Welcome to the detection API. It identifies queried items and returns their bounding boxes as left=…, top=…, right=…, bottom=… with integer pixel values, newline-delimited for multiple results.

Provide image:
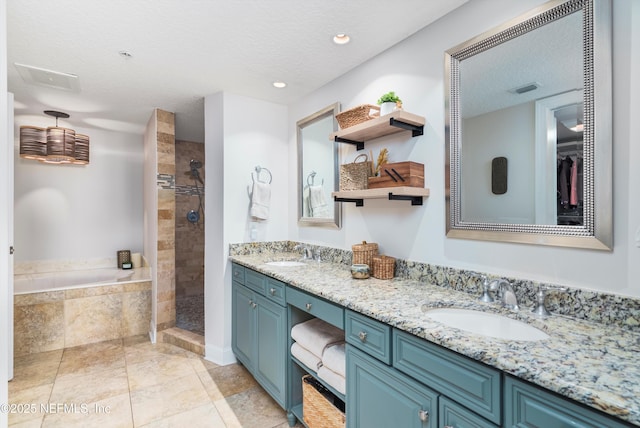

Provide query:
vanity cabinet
left=231, top=264, right=287, bottom=408
left=347, top=346, right=437, bottom=428
left=231, top=263, right=633, bottom=428
left=504, top=375, right=630, bottom=428
left=346, top=310, right=500, bottom=428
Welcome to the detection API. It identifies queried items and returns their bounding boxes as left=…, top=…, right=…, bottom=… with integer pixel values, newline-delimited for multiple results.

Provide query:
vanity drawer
left=231, top=263, right=245, bottom=284
left=286, top=286, right=344, bottom=329
left=393, top=330, right=501, bottom=425
left=244, top=268, right=266, bottom=294
left=345, top=310, right=392, bottom=364
left=265, top=277, right=286, bottom=306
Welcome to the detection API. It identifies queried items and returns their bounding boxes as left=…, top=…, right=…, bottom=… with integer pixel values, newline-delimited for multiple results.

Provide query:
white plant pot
left=379, top=102, right=396, bottom=116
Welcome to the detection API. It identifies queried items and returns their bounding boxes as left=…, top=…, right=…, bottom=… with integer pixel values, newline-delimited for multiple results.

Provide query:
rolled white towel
left=317, top=366, right=346, bottom=395
left=291, top=318, right=345, bottom=359
left=291, top=342, right=322, bottom=372
left=322, top=342, right=345, bottom=378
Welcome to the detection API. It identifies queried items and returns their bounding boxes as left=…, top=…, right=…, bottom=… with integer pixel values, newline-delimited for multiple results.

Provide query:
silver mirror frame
left=297, top=102, right=342, bottom=228
left=445, top=0, right=612, bottom=250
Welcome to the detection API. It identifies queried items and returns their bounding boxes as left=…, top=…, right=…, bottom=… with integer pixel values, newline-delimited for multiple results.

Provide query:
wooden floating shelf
left=330, top=111, right=426, bottom=150
left=332, top=186, right=430, bottom=206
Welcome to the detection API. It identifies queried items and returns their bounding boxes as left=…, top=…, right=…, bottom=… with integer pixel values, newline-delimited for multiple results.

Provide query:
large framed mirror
left=445, top=0, right=612, bottom=250
left=297, top=102, right=342, bottom=228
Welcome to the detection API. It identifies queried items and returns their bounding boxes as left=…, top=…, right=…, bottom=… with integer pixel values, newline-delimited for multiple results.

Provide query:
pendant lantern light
left=19, top=110, right=90, bottom=165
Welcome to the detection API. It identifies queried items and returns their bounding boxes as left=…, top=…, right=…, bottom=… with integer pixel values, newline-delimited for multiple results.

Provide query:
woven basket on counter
left=352, top=241, right=378, bottom=268
left=302, top=375, right=345, bottom=428
left=372, top=255, right=395, bottom=280
left=335, top=104, right=380, bottom=129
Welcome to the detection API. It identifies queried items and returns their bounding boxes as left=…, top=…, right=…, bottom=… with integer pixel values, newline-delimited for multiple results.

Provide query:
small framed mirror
left=297, top=102, right=342, bottom=228
left=445, top=0, right=612, bottom=250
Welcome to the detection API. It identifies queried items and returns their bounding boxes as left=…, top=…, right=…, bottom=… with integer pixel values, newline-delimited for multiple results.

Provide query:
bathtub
left=13, top=266, right=152, bottom=356
left=14, top=267, right=137, bottom=294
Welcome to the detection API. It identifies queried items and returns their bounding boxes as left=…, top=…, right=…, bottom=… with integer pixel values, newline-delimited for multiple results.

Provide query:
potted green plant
left=377, top=91, right=402, bottom=115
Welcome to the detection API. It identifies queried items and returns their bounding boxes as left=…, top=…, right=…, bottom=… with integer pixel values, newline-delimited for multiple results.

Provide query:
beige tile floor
left=8, top=336, right=302, bottom=427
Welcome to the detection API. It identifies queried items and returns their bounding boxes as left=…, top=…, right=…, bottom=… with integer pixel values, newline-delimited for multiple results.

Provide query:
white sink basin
left=424, top=308, right=549, bottom=341
left=265, top=260, right=306, bottom=267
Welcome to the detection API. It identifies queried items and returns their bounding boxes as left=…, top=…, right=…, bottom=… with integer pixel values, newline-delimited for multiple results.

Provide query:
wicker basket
left=352, top=241, right=378, bottom=268
left=339, top=154, right=373, bottom=191
left=372, top=255, right=395, bottom=280
left=303, top=375, right=345, bottom=428
left=335, top=104, right=380, bottom=129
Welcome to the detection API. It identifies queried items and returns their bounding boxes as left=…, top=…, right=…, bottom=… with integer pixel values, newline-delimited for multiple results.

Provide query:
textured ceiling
left=7, top=0, right=467, bottom=142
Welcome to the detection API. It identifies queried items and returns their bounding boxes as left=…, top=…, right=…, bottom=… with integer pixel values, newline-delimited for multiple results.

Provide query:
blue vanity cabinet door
left=393, top=330, right=501, bottom=425
left=347, top=346, right=438, bottom=428
left=232, top=280, right=255, bottom=370
left=504, top=376, right=630, bottom=428
left=254, top=293, right=287, bottom=407
left=439, top=396, right=498, bottom=428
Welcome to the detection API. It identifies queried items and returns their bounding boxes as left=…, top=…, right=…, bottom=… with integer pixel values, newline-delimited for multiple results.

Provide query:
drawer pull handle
left=249, top=300, right=257, bottom=308
left=418, top=409, right=429, bottom=422
left=305, top=303, right=312, bottom=311
left=358, top=331, right=367, bottom=342
left=269, top=288, right=276, bottom=295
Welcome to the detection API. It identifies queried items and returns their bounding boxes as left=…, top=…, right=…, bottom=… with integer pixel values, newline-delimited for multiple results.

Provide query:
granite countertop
left=230, top=252, right=640, bottom=425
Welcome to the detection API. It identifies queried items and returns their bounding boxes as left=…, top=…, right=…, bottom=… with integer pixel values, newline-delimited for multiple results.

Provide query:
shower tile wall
left=156, top=109, right=176, bottom=332
left=175, top=141, right=205, bottom=299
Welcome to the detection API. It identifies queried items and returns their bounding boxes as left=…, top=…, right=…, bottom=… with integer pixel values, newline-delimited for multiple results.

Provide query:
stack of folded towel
left=318, top=342, right=346, bottom=395
left=290, top=318, right=346, bottom=395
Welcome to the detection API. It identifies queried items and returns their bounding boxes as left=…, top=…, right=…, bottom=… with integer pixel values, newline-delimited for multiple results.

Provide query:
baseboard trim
left=204, top=344, right=237, bottom=366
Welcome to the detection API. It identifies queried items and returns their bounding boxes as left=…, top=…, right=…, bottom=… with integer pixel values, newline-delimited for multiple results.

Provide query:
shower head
left=190, top=159, right=202, bottom=169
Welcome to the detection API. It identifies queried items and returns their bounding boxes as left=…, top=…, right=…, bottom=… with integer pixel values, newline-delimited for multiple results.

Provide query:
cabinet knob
left=358, top=331, right=367, bottom=342
left=251, top=302, right=257, bottom=308
left=269, top=288, right=276, bottom=295
left=418, top=409, right=429, bottom=422
left=305, top=303, right=312, bottom=311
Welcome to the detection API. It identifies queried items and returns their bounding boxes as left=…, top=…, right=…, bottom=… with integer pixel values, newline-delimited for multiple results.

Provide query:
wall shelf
left=330, top=111, right=425, bottom=150
left=332, top=186, right=430, bottom=206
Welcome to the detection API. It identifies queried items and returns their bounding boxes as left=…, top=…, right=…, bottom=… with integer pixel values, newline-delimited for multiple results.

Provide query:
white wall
left=204, top=92, right=288, bottom=364
left=13, top=121, right=144, bottom=263
left=462, top=102, right=535, bottom=223
left=1, top=0, right=10, bottom=422
left=289, top=0, right=640, bottom=298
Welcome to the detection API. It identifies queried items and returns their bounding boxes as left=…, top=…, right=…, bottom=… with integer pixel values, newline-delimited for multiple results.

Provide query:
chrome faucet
left=293, top=244, right=315, bottom=261
left=471, top=273, right=494, bottom=303
left=489, top=279, right=519, bottom=311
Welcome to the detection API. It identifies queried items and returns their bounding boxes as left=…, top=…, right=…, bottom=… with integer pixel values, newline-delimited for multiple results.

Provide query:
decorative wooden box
left=368, top=161, right=424, bottom=189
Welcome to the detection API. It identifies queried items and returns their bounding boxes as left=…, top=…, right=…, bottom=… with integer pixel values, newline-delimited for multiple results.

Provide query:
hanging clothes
left=570, top=156, right=578, bottom=206
left=558, top=156, right=573, bottom=209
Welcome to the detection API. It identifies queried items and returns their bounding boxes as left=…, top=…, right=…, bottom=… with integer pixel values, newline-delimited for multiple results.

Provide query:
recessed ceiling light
left=333, top=34, right=350, bottom=45
left=273, top=81, right=287, bottom=89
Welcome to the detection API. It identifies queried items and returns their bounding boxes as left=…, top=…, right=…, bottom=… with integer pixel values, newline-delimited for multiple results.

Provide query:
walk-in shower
left=175, top=148, right=206, bottom=337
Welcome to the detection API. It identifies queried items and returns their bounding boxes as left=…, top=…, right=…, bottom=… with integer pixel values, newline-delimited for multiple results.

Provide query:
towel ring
left=254, top=166, right=272, bottom=184
left=307, top=171, right=316, bottom=186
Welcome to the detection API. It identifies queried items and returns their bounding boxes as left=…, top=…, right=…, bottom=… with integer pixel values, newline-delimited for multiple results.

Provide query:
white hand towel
left=322, top=342, right=345, bottom=377
left=291, top=342, right=322, bottom=372
left=309, top=185, right=329, bottom=218
left=291, top=318, right=344, bottom=359
left=250, top=181, right=271, bottom=220
left=317, top=366, right=346, bottom=395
